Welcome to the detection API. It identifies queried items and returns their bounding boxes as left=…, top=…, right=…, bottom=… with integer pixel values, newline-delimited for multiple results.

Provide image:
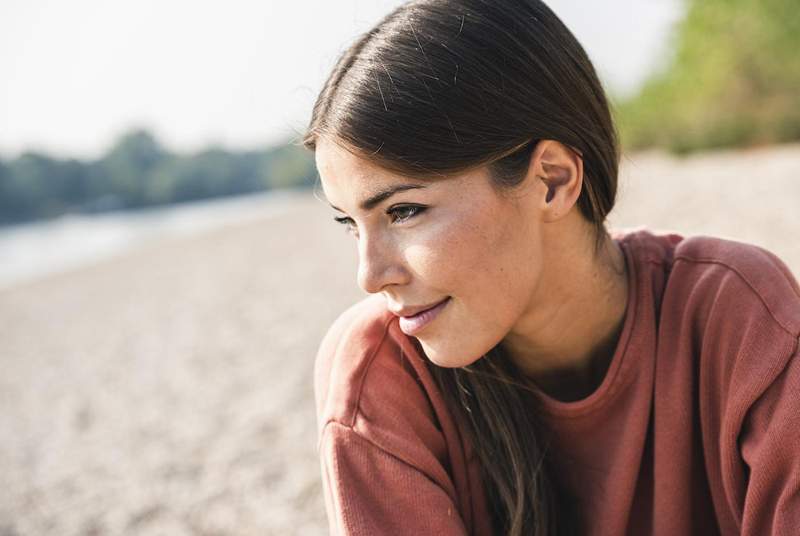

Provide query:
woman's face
left=316, top=139, right=548, bottom=367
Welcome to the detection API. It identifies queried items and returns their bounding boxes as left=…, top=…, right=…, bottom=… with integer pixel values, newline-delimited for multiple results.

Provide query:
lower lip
left=398, top=298, right=451, bottom=336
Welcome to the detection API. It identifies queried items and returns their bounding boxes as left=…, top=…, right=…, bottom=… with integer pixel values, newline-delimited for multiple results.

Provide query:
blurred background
left=0, top=0, right=798, bottom=534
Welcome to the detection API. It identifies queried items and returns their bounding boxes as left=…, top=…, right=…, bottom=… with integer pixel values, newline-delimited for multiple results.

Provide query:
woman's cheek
left=402, top=218, right=464, bottom=275
left=402, top=240, right=451, bottom=284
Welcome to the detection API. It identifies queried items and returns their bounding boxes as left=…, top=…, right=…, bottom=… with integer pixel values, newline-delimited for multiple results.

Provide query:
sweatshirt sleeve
left=739, top=344, right=800, bottom=535
left=320, top=420, right=468, bottom=535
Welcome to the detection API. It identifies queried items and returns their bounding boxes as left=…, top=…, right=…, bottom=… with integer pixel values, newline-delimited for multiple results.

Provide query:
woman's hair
left=305, top=1, right=619, bottom=534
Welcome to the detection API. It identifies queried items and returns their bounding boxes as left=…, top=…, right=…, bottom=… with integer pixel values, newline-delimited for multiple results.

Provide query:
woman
left=306, top=1, right=800, bottom=534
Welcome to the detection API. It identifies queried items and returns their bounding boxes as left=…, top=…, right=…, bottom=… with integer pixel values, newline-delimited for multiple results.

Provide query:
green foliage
left=0, top=129, right=316, bottom=225
left=616, top=0, right=800, bottom=153
left=100, top=129, right=166, bottom=207
left=262, top=145, right=317, bottom=190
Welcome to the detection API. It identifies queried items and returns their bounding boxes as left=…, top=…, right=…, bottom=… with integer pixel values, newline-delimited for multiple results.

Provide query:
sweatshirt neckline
left=532, top=234, right=641, bottom=418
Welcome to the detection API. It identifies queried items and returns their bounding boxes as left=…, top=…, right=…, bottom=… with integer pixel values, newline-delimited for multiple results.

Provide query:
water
left=0, top=189, right=303, bottom=290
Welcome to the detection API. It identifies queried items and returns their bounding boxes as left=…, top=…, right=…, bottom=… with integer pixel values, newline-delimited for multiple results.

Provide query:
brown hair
left=305, top=1, right=619, bottom=534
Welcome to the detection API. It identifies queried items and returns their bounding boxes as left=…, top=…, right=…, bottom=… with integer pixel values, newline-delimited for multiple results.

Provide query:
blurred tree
left=0, top=158, right=16, bottom=224
left=617, top=0, right=800, bottom=153
left=262, top=144, right=316, bottom=190
left=6, top=153, right=63, bottom=221
left=0, top=129, right=316, bottom=226
left=99, top=129, right=167, bottom=208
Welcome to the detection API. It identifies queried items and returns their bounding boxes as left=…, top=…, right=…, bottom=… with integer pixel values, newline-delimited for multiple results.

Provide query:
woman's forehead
left=316, top=138, right=498, bottom=214
left=315, top=140, right=395, bottom=186
left=317, top=141, right=431, bottom=205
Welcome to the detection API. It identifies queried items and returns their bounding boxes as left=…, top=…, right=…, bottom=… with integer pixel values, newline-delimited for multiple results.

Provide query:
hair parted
left=305, top=1, right=619, bottom=534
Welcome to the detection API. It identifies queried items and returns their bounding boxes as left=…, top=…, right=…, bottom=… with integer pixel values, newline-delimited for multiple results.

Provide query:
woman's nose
left=356, top=232, right=408, bottom=294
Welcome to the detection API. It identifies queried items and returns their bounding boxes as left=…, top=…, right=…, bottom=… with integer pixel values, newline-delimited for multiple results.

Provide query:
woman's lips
left=398, top=297, right=451, bottom=336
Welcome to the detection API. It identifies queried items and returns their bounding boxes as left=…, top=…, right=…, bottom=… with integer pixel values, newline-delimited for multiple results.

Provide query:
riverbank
left=0, top=189, right=304, bottom=290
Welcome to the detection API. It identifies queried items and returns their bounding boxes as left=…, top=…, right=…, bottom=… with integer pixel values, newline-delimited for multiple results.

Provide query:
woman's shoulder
left=623, top=229, right=800, bottom=407
left=671, top=233, right=800, bottom=338
left=618, top=228, right=800, bottom=337
left=674, top=234, right=799, bottom=376
left=314, top=295, right=449, bottom=460
left=314, top=295, right=396, bottom=418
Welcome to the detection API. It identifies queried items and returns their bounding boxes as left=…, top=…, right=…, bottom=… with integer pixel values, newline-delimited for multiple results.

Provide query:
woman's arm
left=739, top=344, right=800, bottom=535
left=314, top=297, right=475, bottom=535
left=320, top=420, right=468, bottom=535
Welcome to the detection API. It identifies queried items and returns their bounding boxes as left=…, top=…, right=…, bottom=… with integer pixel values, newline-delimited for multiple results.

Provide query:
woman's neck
left=501, top=217, right=629, bottom=402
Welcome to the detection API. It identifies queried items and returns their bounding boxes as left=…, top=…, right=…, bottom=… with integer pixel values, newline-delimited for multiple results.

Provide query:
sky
left=0, top=0, right=684, bottom=160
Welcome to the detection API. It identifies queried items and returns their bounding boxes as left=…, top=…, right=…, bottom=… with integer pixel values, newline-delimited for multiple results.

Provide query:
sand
left=1, top=144, right=798, bottom=535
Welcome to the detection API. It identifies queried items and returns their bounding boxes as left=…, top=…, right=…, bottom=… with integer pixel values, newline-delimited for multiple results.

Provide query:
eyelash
left=333, top=205, right=427, bottom=235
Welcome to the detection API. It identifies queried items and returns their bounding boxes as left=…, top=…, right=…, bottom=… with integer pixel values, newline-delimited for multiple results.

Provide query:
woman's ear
left=528, top=140, right=583, bottom=221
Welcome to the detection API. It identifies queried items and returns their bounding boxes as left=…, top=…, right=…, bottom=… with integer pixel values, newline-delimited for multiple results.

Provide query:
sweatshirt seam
left=729, top=335, right=800, bottom=511
left=316, top=311, right=396, bottom=452
left=322, top=419, right=414, bottom=467
left=321, top=432, right=345, bottom=536
left=321, top=419, right=458, bottom=503
left=673, top=255, right=800, bottom=338
left=740, top=335, right=800, bottom=419
left=347, top=313, right=396, bottom=428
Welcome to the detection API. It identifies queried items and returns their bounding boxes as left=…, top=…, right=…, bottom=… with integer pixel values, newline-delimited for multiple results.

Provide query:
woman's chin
left=417, top=338, right=485, bottom=369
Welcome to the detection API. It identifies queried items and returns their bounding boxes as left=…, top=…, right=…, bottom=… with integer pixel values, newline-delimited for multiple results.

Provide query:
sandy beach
left=1, top=144, right=799, bottom=535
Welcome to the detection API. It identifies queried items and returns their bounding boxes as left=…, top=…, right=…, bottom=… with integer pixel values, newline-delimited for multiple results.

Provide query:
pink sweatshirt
left=314, top=229, right=800, bottom=535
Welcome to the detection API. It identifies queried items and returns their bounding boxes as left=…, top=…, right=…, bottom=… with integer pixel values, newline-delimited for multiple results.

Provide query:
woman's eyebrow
left=329, top=184, right=427, bottom=212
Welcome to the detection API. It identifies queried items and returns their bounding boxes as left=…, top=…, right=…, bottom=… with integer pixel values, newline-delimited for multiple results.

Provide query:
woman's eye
left=332, top=205, right=425, bottom=237
left=333, top=216, right=358, bottom=236
left=388, top=205, right=426, bottom=223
